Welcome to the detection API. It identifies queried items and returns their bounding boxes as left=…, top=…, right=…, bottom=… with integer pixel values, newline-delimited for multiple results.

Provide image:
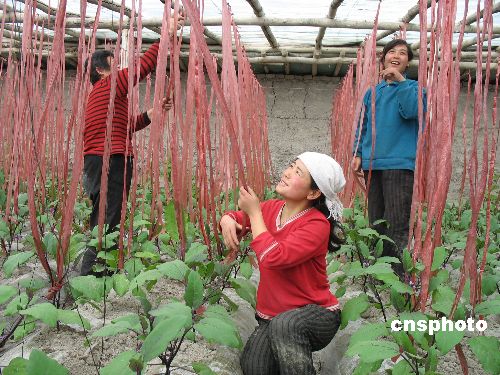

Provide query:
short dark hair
left=84, top=50, right=113, bottom=84
left=380, top=39, right=414, bottom=65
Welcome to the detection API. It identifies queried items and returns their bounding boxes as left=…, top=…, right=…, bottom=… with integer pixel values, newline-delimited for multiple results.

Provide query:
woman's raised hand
left=220, top=215, right=242, bottom=251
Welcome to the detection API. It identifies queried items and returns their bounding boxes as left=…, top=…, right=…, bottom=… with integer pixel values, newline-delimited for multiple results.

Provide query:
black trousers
left=240, top=305, right=341, bottom=375
left=364, top=169, right=414, bottom=277
left=80, top=155, right=133, bottom=276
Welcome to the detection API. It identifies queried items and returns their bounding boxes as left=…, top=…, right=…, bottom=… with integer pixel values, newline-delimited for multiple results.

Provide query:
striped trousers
left=364, top=169, right=414, bottom=277
left=240, top=304, right=341, bottom=375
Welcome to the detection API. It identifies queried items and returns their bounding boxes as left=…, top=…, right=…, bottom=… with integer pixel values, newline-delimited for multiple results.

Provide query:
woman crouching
left=220, top=152, right=346, bottom=375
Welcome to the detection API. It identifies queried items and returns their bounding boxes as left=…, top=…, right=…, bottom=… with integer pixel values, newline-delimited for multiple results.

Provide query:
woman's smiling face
left=382, top=44, right=410, bottom=74
left=276, top=159, right=316, bottom=201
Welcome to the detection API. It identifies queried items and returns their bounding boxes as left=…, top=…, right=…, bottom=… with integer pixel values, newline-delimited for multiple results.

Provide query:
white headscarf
left=297, top=152, right=346, bottom=221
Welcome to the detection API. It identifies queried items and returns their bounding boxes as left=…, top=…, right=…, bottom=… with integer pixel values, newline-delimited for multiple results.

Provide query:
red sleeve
left=115, top=42, right=160, bottom=97
left=132, top=112, right=151, bottom=133
left=251, top=217, right=329, bottom=269
left=221, top=199, right=278, bottom=231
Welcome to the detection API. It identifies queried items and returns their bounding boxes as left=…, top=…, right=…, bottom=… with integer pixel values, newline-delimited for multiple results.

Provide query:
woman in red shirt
left=220, top=152, right=346, bottom=375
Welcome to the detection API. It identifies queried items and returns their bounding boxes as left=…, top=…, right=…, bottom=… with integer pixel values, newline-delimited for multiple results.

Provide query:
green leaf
left=357, top=241, right=370, bottom=258
left=230, top=278, right=257, bottom=308
left=392, top=330, right=416, bottom=355
left=27, top=349, right=69, bottom=375
left=92, top=322, right=133, bottom=337
left=13, top=320, right=36, bottom=341
left=414, top=261, right=425, bottom=272
left=358, top=228, right=379, bottom=237
left=134, top=251, right=160, bottom=260
left=19, top=303, right=58, bottom=327
left=131, top=287, right=152, bottom=315
left=398, top=312, right=429, bottom=348
left=365, top=262, right=395, bottom=275
left=202, top=305, right=235, bottom=327
left=3, top=251, right=35, bottom=277
left=112, top=314, right=144, bottom=332
left=141, top=315, right=187, bottom=362
left=451, top=258, right=463, bottom=269
left=113, top=273, right=130, bottom=297
left=19, top=277, right=47, bottom=291
left=150, top=301, right=192, bottom=328
left=341, top=294, right=370, bottom=329
left=133, top=219, right=151, bottom=229
left=475, top=299, right=500, bottom=316
left=185, top=242, right=208, bottom=265
left=378, top=235, right=395, bottom=244
left=327, top=259, right=342, bottom=274
left=164, top=201, right=179, bottom=242
left=57, top=310, right=91, bottom=330
left=376, top=256, right=401, bottom=264
left=431, top=286, right=456, bottom=315
left=3, top=357, right=28, bottom=375
left=69, top=276, right=112, bottom=302
left=5, top=292, right=29, bottom=316
left=387, top=279, right=414, bottom=294
left=429, top=270, right=449, bottom=292
left=184, top=270, right=204, bottom=309
left=239, top=262, right=253, bottom=279
left=392, top=360, right=413, bottom=375
left=468, top=336, right=500, bottom=375
left=431, top=246, right=447, bottom=271
left=482, top=275, right=499, bottom=296
left=343, top=208, right=354, bottom=219
left=42, top=233, right=58, bottom=257
left=346, top=340, right=400, bottom=362
left=425, top=345, right=438, bottom=372
left=352, top=360, right=383, bottom=375
left=0, top=285, right=18, bottom=304
left=192, top=362, right=217, bottom=375
left=335, top=286, right=346, bottom=298
left=158, top=232, right=171, bottom=245
left=402, top=248, right=413, bottom=272
left=374, top=239, right=384, bottom=257
left=194, top=317, right=242, bottom=349
left=390, top=288, right=407, bottom=312
left=435, top=327, right=465, bottom=354
left=124, top=258, right=145, bottom=280
left=101, top=350, right=138, bottom=375
left=157, top=260, right=189, bottom=281
left=349, top=323, right=388, bottom=347
left=221, top=293, right=239, bottom=313
left=129, top=270, right=162, bottom=291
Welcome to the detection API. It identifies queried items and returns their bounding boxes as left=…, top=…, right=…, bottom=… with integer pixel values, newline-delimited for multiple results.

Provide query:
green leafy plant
left=329, top=193, right=499, bottom=375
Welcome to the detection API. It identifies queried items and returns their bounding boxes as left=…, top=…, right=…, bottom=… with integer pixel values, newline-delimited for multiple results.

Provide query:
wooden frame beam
left=6, top=16, right=499, bottom=34
left=246, top=0, right=279, bottom=49
left=376, top=0, right=431, bottom=41
left=412, top=1, right=500, bottom=50
left=313, top=0, right=343, bottom=76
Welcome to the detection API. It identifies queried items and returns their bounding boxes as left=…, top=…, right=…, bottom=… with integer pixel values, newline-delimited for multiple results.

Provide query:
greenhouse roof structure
left=1, top=0, right=499, bottom=76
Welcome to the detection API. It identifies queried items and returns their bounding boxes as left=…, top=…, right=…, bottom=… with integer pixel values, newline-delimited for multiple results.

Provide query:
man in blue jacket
left=352, top=39, right=426, bottom=278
